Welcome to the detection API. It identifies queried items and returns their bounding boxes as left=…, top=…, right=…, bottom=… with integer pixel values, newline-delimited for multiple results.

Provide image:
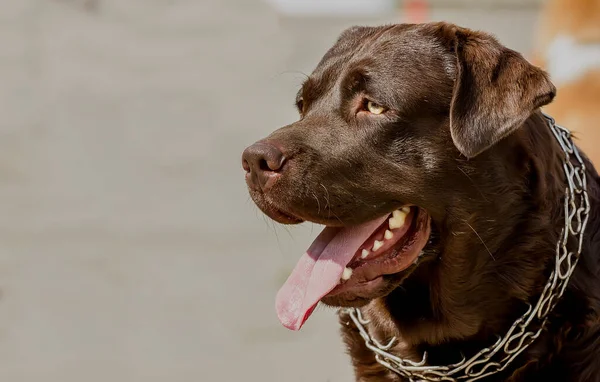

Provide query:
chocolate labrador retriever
left=242, top=22, right=600, bottom=381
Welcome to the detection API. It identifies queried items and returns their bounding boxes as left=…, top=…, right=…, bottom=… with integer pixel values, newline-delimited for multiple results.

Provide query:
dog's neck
left=387, top=114, right=563, bottom=341
left=342, top=113, right=577, bottom=380
left=546, top=35, right=600, bottom=86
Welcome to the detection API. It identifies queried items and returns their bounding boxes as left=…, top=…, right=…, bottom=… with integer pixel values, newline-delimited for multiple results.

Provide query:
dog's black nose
left=242, top=141, right=286, bottom=192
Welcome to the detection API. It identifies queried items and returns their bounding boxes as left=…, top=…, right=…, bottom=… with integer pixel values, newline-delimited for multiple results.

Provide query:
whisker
left=271, top=70, right=310, bottom=81
left=330, top=210, right=344, bottom=225
left=269, top=219, right=285, bottom=255
left=312, top=191, right=321, bottom=215
left=319, top=183, right=333, bottom=219
left=457, top=165, right=489, bottom=202
left=280, top=224, right=294, bottom=240
left=261, top=214, right=272, bottom=231
left=465, top=221, right=496, bottom=261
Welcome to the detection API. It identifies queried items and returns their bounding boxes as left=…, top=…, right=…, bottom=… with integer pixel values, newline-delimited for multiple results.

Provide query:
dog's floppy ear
left=437, top=24, right=556, bottom=158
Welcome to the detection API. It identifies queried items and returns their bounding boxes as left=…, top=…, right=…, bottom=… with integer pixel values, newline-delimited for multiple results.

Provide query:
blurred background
left=0, top=0, right=549, bottom=381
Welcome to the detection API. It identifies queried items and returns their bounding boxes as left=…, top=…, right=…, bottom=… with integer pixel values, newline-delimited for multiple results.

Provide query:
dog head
left=242, top=22, right=557, bottom=334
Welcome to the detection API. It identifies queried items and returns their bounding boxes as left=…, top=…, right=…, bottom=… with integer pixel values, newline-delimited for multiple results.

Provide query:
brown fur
left=243, top=22, right=600, bottom=381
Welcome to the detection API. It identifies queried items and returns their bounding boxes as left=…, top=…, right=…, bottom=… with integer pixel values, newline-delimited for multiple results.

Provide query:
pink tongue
left=275, top=216, right=388, bottom=330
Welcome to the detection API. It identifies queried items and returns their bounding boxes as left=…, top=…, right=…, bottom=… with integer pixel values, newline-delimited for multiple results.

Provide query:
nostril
left=242, top=159, right=251, bottom=173
left=259, top=158, right=272, bottom=172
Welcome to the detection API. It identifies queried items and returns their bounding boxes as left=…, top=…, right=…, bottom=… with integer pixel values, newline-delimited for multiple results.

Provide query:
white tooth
left=372, top=240, right=384, bottom=251
left=384, top=230, right=393, bottom=240
left=389, top=209, right=407, bottom=230
left=401, top=206, right=411, bottom=213
left=393, top=209, right=408, bottom=220
left=342, top=267, right=353, bottom=280
left=389, top=218, right=402, bottom=229
left=361, top=249, right=370, bottom=259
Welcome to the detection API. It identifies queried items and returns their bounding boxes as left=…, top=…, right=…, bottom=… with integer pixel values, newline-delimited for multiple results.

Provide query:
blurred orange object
left=533, top=0, right=600, bottom=167
left=403, top=0, right=429, bottom=23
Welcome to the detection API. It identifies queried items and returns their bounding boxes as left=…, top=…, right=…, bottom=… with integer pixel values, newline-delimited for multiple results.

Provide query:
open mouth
left=276, top=206, right=431, bottom=331
left=329, top=207, right=430, bottom=295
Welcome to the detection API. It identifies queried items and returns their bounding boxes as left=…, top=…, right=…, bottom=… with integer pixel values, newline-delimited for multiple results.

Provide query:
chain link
left=344, top=113, right=591, bottom=382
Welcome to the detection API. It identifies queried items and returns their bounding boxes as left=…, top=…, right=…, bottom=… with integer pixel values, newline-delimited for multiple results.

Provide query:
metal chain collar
left=344, top=113, right=591, bottom=382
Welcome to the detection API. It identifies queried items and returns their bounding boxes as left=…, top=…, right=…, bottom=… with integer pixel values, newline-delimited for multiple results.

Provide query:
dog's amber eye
left=366, top=100, right=386, bottom=115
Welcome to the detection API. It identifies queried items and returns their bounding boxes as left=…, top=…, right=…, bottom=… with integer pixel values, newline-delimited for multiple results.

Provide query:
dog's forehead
left=301, top=24, right=452, bottom=104
left=311, top=25, right=421, bottom=78
left=322, top=24, right=422, bottom=60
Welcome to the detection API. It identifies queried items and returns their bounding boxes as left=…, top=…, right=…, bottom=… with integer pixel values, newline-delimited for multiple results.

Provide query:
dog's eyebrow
left=341, top=68, right=394, bottom=105
left=300, top=77, right=317, bottom=102
left=341, top=67, right=369, bottom=96
left=299, top=76, right=331, bottom=108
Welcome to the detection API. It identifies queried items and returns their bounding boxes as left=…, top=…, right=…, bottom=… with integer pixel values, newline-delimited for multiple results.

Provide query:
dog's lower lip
left=327, top=277, right=386, bottom=299
left=269, top=207, right=303, bottom=223
left=255, top=196, right=304, bottom=224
